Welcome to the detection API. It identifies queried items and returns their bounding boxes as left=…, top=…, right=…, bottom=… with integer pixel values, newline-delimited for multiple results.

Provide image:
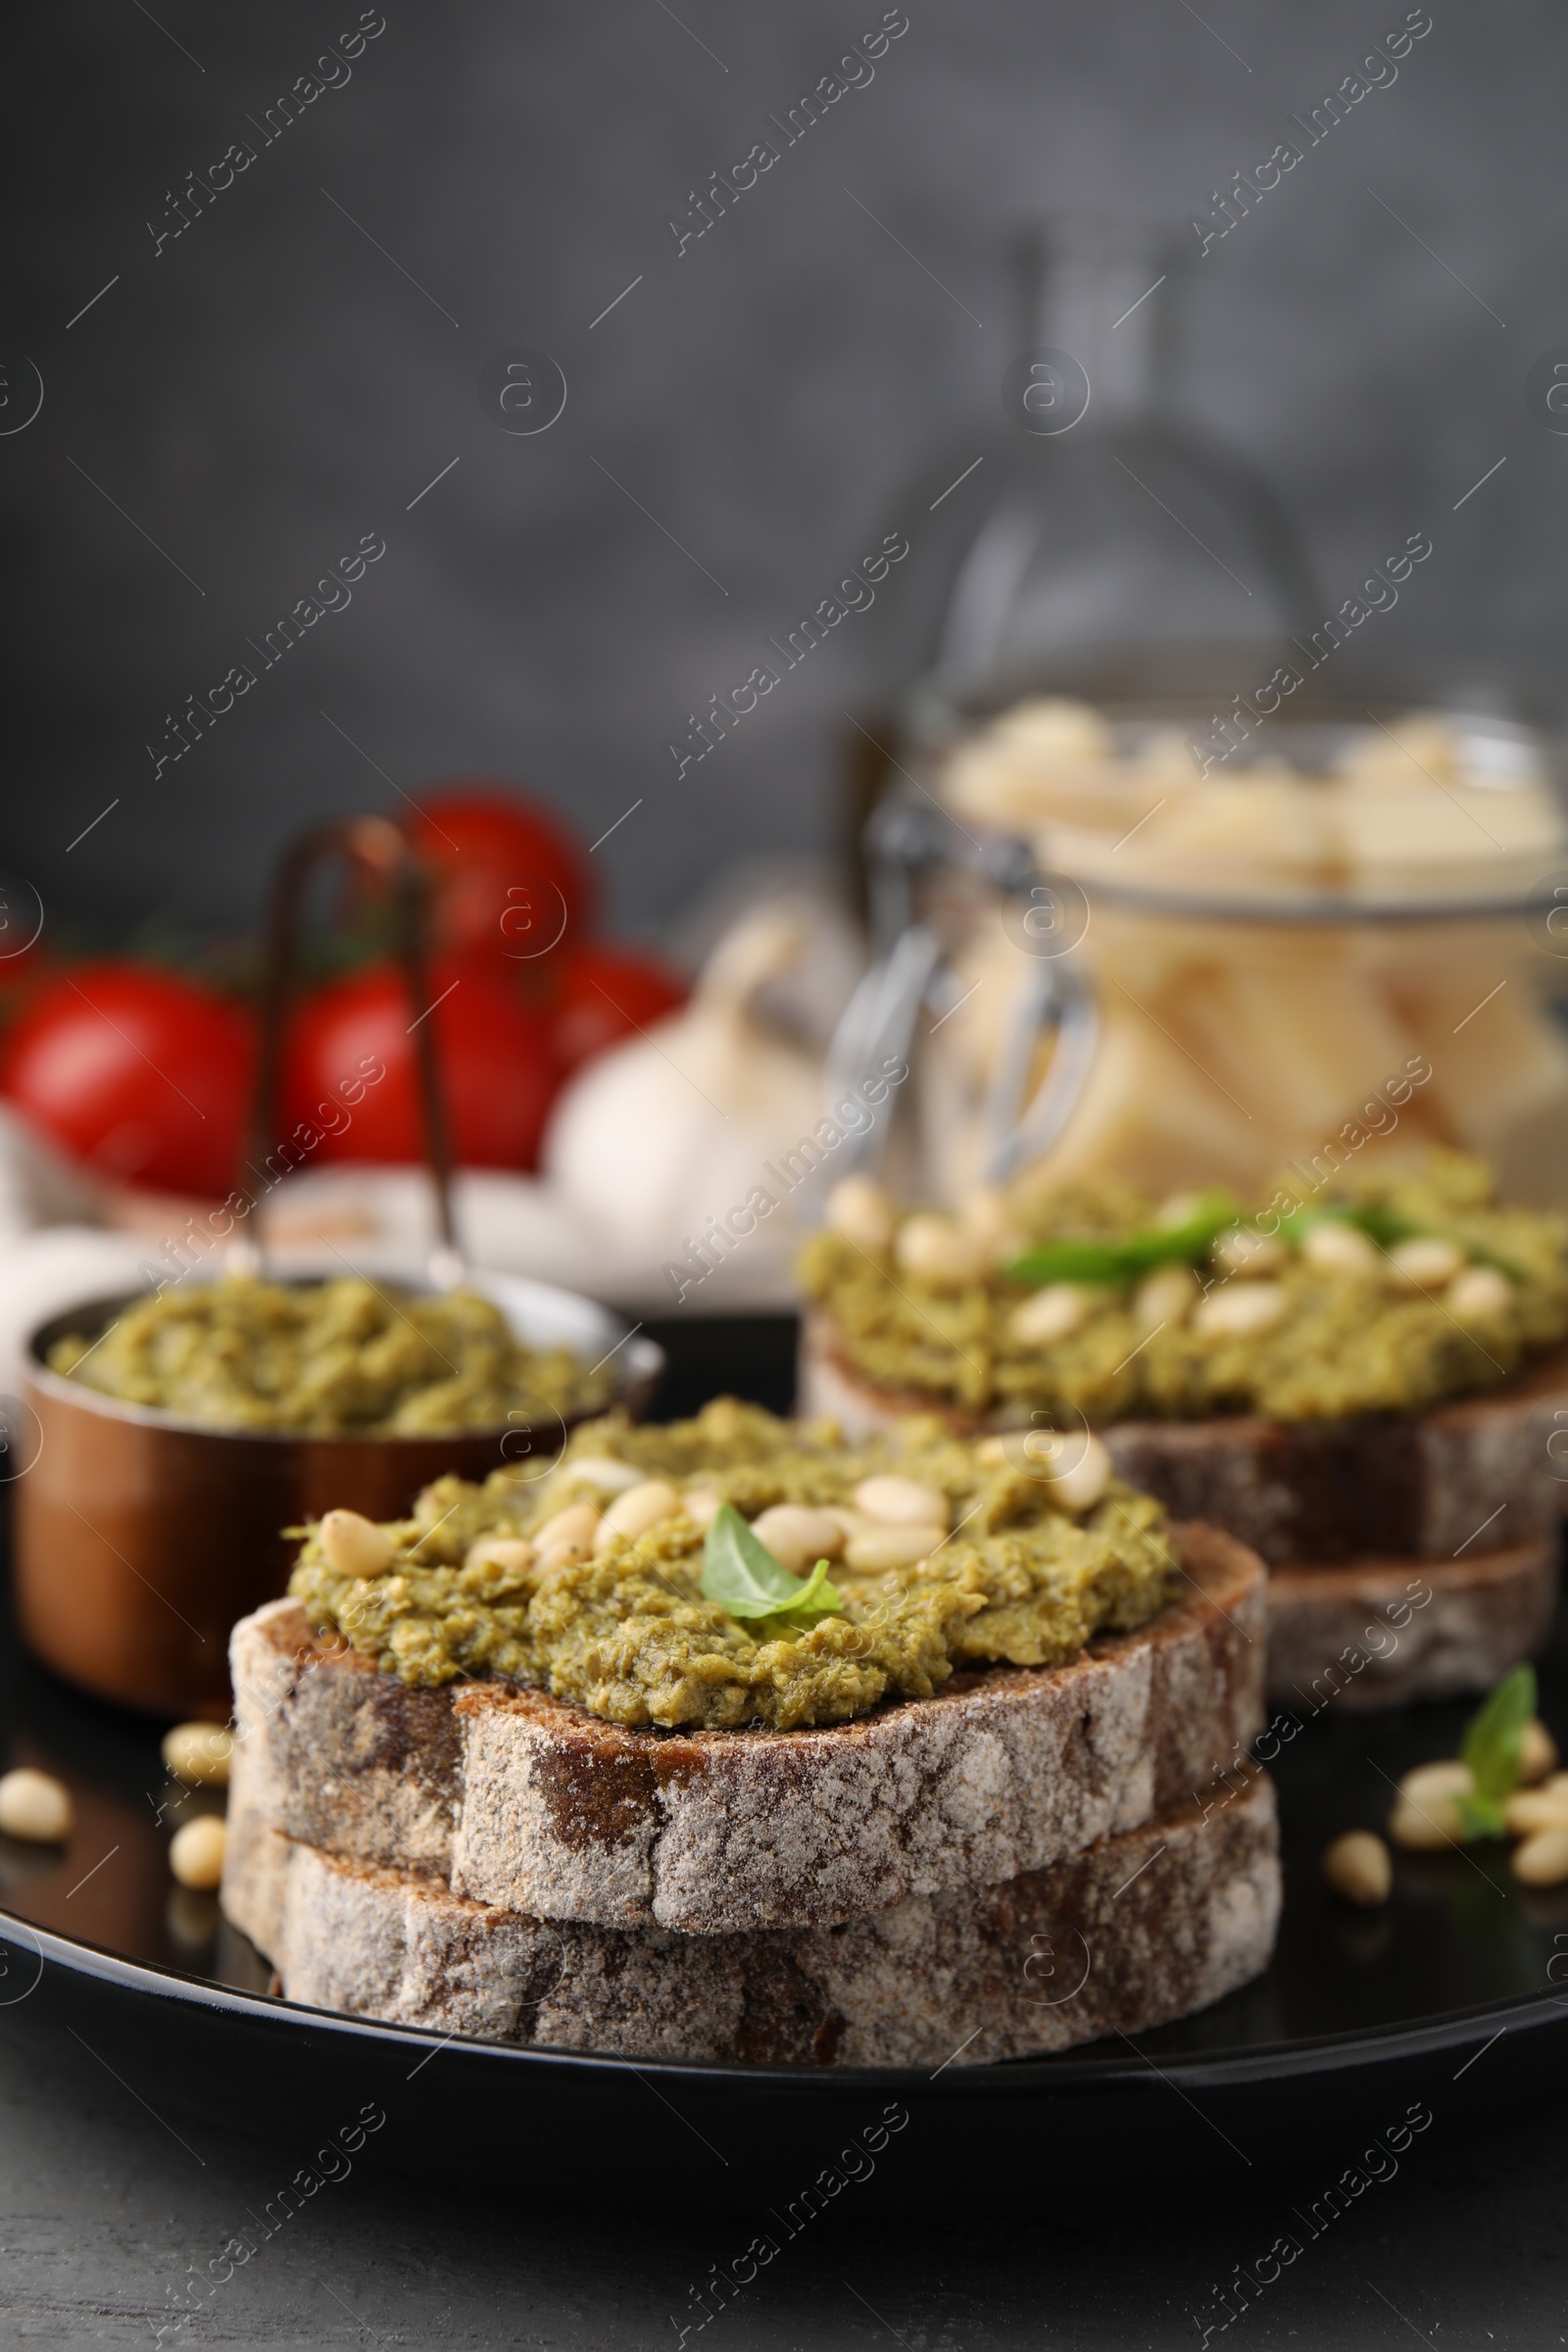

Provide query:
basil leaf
left=1005, top=1190, right=1240, bottom=1289
left=1460, top=1663, right=1536, bottom=1833
left=752, top=1560, right=843, bottom=1642
left=1456, top=1790, right=1509, bottom=1842
left=701, top=1503, right=843, bottom=1628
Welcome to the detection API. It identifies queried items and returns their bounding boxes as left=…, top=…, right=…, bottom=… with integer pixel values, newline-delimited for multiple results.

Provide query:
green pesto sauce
left=49, top=1275, right=612, bottom=1437
left=287, top=1398, right=1179, bottom=1731
left=799, top=1154, right=1568, bottom=1425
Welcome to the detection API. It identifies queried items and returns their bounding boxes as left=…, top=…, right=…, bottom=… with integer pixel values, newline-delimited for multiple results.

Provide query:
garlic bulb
left=542, top=907, right=833, bottom=1280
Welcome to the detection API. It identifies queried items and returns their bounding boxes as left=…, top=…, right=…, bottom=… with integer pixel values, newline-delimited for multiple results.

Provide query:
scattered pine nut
left=161, top=1723, right=233, bottom=1788
left=1512, top=1828, right=1568, bottom=1888
left=1520, top=1719, right=1559, bottom=1785
left=169, top=1815, right=227, bottom=1891
left=1322, top=1831, right=1392, bottom=1906
left=1389, top=1798, right=1461, bottom=1851
left=0, top=1769, right=72, bottom=1843
left=1505, top=1788, right=1568, bottom=1838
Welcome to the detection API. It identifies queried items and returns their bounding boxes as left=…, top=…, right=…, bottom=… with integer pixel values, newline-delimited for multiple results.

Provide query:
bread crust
left=800, top=1308, right=1568, bottom=1564
left=223, top=1772, right=1281, bottom=2070
left=1265, top=1539, right=1559, bottom=1709
left=231, top=1522, right=1265, bottom=1936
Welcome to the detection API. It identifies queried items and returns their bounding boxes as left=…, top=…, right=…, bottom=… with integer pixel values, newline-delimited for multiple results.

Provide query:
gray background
left=2, top=0, right=1562, bottom=951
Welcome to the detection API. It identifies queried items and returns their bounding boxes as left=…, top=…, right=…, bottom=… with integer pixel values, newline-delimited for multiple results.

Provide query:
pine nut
left=169, top=1815, right=227, bottom=1891
left=681, top=1489, right=723, bottom=1530
left=1389, top=1761, right=1473, bottom=1847
left=563, top=1455, right=644, bottom=1495
left=853, top=1476, right=951, bottom=1532
left=1398, top=1759, right=1473, bottom=1810
left=1039, top=1432, right=1111, bottom=1513
left=1391, top=1762, right=1474, bottom=1848
left=822, top=1506, right=878, bottom=1541
left=1387, top=1236, right=1464, bottom=1290
left=1520, top=1719, right=1559, bottom=1785
left=1194, top=1283, right=1287, bottom=1339
left=1447, top=1266, right=1513, bottom=1322
left=1505, top=1788, right=1568, bottom=1837
left=825, top=1175, right=896, bottom=1253
left=534, top=1537, right=595, bottom=1577
left=845, top=1524, right=944, bottom=1573
left=957, top=1191, right=1027, bottom=1269
left=532, top=1502, right=600, bottom=1555
left=1303, top=1221, right=1381, bottom=1275
left=1154, top=1192, right=1204, bottom=1228
left=463, top=1538, right=535, bottom=1577
left=0, top=1768, right=72, bottom=1842
left=1132, top=1265, right=1199, bottom=1331
left=1322, top=1830, right=1392, bottom=1906
left=1389, top=1798, right=1460, bottom=1851
left=894, top=1214, right=986, bottom=1289
left=318, top=1509, right=397, bottom=1578
left=1512, top=1828, right=1568, bottom=1887
left=1212, top=1228, right=1284, bottom=1279
left=162, top=1723, right=234, bottom=1788
left=979, top=1426, right=1110, bottom=1508
left=750, top=1506, right=846, bottom=1574
left=594, top=1479, right=682, bottom=1551
left=1009, top=1284, right=1091, bottom=1347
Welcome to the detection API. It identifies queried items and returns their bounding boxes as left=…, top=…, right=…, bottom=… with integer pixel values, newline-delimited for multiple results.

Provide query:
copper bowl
left=16, top=1269, right=663, bottom=1720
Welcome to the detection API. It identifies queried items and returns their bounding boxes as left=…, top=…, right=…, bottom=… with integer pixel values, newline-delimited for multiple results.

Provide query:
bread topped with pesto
left=286, top=1397, right=1179, bottom=1733
left=228, top=1400, right=1268, bottom=1936
left=797, top=1154, right=1568, bottom=1706
left=801, top=1152, right=1568, bottom=1432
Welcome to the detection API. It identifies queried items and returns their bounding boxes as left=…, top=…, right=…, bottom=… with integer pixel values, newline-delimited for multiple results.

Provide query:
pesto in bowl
left=48, top=1274, right=612, bottom=1438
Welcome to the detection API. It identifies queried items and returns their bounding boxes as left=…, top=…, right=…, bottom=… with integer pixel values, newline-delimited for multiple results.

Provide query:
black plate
left=3, top=1317, right=1567, bottom=2208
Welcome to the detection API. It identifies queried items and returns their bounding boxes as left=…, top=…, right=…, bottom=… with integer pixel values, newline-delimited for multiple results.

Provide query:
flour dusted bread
left=801, top=1311, right=1566, bottom=1706
left=223, top=1771, right=1281, bottom=2070
left=230, top=1521, right=1264, bottom=1936
left=1265, top=1540, right=1558, bottom=1710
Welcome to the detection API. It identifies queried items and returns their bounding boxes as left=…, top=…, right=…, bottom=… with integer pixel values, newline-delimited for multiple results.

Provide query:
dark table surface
left=1, top=2016, right=1565, bottom=2349
left=3, top=1317, right=1566, bottom=2350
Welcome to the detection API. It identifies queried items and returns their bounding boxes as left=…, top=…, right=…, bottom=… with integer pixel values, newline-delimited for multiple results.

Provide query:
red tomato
left=0, top=959, right=255, bottom=1197
left=404, top=786, right=593, bottom=970
left=547, top=944, right=687, bottom=1073
left=283, top=956, right=560, bottom=1170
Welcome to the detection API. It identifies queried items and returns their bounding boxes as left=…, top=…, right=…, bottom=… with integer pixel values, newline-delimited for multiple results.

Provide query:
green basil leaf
left=752, top=1560, right=843, bottom=1642
left=1456, top=1790, right=1509, bottom=1842
left=1461, top=1663, right=1537, bottom=1815
left=1005, top=1190, right=1240, bottom=1289
left=701, top=1504, right=843, bottom=1627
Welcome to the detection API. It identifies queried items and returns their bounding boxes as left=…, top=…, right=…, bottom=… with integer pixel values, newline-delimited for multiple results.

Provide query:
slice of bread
left=800, top=1309, right=1568, bottom=1564
left=222, top=1770, right=1280, bottom=2070
left=1265, top=1538, right=1559, bottom=1710
left=800, top=1311, right=1564, bottom=1709
left=231, top=1522, right=1265, bottom=1936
